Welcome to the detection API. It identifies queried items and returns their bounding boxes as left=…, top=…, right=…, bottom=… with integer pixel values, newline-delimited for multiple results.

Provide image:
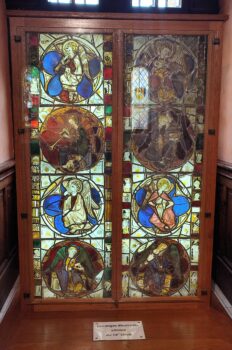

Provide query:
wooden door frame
left=8, top=11, right=226, bottom=311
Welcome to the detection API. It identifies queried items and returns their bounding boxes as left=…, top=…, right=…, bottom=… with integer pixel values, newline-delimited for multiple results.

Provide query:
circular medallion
left=130, top=239, right=190, bottom=296
left=42, top=240, right=104, bottom=298
left=132, top=175, right=191, bottom=236
left=131, top=108, right=195, bottom=172
left=39, top=107, right=104, bottom=173
left=135, top=37, right=197, bottom=104
left=40, top=36, right=103, bottom=103
left=42, top=175, right=104, bottom=237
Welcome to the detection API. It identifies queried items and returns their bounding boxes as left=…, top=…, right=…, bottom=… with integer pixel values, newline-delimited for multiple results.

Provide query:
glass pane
left=86, top=0, right=99, bottom=4
left=140, top=0, right=153, bottom=7
left=26, top=32, right=113, bottom=299
left=123, top=34, right=207, bottom=298
left=167, top=0, right=182, bottom=8
left=158, top=0, right=166, bottom=7
left=132, top=0, right=140, bottom=6
left=58, top=0, right=72, bottom=3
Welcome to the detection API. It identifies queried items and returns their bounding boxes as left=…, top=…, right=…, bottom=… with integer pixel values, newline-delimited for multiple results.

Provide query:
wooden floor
left=0, top=298, right=232, bottom=350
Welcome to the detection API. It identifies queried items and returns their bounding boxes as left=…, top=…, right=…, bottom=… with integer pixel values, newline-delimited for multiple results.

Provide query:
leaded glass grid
left=26, top=32, right=113, bottom=299
left=122, top=34, right=207, bottom=298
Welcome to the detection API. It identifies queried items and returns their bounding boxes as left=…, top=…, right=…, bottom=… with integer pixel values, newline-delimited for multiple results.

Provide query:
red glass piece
left=104, top=94, right=112, bottom=104
left=104, top=68, right=113, bottom=80
left=31, top=120, right=39, bottom=129
left=31, top=95, right=40, bottom=106
left=122, top=162, right=132, bottom=175
left=105, top=128, right=112, bottom=141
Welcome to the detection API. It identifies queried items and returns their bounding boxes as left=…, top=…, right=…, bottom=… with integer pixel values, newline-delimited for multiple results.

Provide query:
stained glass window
left=122, top=35, right=207, bottom=297
left=26, top=32, right=113, bottom=299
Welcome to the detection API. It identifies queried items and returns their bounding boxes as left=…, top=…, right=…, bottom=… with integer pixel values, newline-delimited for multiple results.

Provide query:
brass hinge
left=212, top=38, right=220, bottom=46
left=14, top=35, right=22, bottom=43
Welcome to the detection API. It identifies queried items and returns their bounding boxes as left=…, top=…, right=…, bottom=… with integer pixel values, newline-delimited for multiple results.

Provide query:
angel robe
left=62, top=193, right=87, bottom=230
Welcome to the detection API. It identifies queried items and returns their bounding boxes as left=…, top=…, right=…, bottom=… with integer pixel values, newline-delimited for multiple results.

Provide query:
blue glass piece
left=91, top=188, right=101, bottom=205
left=87, top=214, right=97, bottom=226
left=172, top=196, right=190, bottom=216
left=88, top=58, right=101, bottom=78
left=40, top=71, right=45, bottom=87
left=47, top=74, right=62, bottom=97
left=138, top=206, right=154, bottom=228
left=169, top=187, right=176, bottom=198
left=77, top=74, right=93, bottom=98
left=44, top=195, right=62, bottom=216
left=42, top=51, right=62, bottom=75
left=60, top=183, right=66, bottom=194
left=54, top=214, right=69, bottom=234
left=135, top=188, right=146, bottom=206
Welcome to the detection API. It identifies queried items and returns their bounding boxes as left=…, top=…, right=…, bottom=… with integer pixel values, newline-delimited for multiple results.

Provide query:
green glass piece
left=31, top=66, right=40, bottom=78
left=30, top=140, right=40, bottom=155
left=33, top=240, right=41, bottom=248
left=103, top=267, right=112, bottom=281
left=105, top=106, right=112, bottom=115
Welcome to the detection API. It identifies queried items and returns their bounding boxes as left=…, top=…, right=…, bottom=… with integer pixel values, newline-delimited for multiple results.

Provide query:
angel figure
left=43, top=177, right=102, bottom=236
left=60, top=179, right=100, bottom=234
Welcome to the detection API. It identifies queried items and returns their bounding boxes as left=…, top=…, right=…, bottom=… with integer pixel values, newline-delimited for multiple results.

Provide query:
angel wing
left=82, top=181, right=100, bottom=219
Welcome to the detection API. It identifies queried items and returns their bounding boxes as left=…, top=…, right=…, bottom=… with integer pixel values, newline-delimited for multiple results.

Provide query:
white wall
left=0, top=0, right=14, bottom=164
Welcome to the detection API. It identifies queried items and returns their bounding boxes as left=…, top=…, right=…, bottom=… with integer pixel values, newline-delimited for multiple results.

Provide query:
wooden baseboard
left=212, top=282, right=232, bottom=319
left=0, top=158, right=18, bottom=310
left=0, top=276, right=19, bottom=323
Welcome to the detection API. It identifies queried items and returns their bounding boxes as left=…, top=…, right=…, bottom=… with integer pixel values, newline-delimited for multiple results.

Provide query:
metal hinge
left=23, top=293, right=30, bottom=299
left=208, top=129, right=216, bottom=136
left=201, top=290, right=208, bottom=296
left=212, top=38, right=220, bottom=46
left=14, top=35, right=22, bottom=43
left=18, top=128, right=25, bottom=135
left=21, top=213, right=28, bottom=219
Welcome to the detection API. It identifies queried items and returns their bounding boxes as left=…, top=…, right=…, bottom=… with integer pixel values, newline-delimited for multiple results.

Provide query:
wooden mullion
left=115, top=29, right=124, bottom=302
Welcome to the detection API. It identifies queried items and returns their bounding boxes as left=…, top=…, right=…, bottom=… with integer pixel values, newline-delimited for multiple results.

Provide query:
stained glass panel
left=122, top=34, right=207, bottom=297
left=26, top=32, right=113, bottom=299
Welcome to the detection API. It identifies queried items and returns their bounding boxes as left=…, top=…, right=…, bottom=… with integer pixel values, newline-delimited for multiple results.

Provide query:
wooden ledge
left=0, top=159, right=15, bottom=176
left=217, top=159, right=232, bottom=171
left=6, top=10, right=228, bottom=22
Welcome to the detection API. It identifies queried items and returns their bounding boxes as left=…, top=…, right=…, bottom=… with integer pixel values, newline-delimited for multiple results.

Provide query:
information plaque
left=93, top=321, right=145, bottom=341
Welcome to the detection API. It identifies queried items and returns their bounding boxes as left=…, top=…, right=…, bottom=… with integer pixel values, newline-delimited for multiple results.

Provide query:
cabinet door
left=10, top=15, right=223, bottom=307
left=121, top=34, right=207, bottom=298
left=24, top=32, right=115, bottom=300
